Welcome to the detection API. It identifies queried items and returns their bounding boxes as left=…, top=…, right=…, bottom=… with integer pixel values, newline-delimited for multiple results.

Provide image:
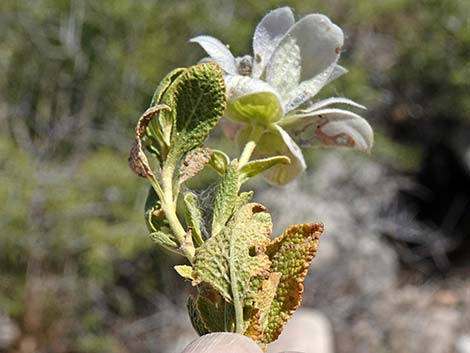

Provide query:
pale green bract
left=191, top=7, right=374, bottom=184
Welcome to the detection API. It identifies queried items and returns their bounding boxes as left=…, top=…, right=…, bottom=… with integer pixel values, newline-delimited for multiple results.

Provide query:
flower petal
left=252, top=7, right=295, bottom=79
left=266, top=14, right=344, bottom=111
left=280, top=108, right=373, bottom=152
left=326, top=64, right=348, bottom=85
left=225, top=75, right=284, bottom=125
left=268, top=13, right=343, bottom=81
left=297, top=97, right=366, bottom=114
left=237, top=125, right=306, bottom=185
left=190, top=36, right=238, bottom=74
left=264, top=34, right=302, bottom=101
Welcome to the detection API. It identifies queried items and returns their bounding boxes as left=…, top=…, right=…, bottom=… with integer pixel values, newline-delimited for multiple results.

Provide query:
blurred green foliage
left=0, top=0, right=469, bottom=351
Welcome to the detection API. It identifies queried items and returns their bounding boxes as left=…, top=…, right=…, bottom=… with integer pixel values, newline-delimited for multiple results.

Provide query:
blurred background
left=1, top=0, right=469, bottom=352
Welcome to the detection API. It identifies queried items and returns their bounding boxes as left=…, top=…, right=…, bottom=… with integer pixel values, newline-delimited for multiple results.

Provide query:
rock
left=266, top=308, right=334, bottom=353
left=372, top=286, right=461, bottom=353
left=0, top=313, right=20, bottom=350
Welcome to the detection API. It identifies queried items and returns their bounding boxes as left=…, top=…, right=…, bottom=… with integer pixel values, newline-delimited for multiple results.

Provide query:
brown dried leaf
left=128, top=105, right=170, bottom=178
left=261, top=223, right=324, bottom=343
left=245, top=272, right=281, bottom=342
left=180, top=147, right=213, bottom=183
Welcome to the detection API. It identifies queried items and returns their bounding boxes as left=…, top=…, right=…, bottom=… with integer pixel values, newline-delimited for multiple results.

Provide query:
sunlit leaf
left=211, top=161, right=241, bottom=237
left=149, top=68, right=186, bottom=147
left=239, top=156, right=291, bottom=183
left=261, top=223, right=324, bottom=343
left=159, top=63, right=226, bottom=158
left=184, top=193, right=204, bottom=246
left=149, top=231, right=178, bottom=252
left=175, top=265, right=194, bottom=280
left=193, top=203, right=272, bottom=306
left=208, top=150, right=230, bottom=175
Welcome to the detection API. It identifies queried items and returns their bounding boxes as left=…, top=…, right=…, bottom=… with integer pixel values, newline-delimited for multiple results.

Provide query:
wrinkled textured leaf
left=193, top=203, right=273, bottom=305
left=239, top=156, right=291, bottom=183
left=180, top=147, right=212, bottom=184
left=184, top=193, right=204, bottom=246
left=234, top=191, right=254, bottom=211
left=261, top=223, right=324, bottom=343
left=160, top=63, right=226, bottom=157
left=149, top=231, right=178, bottom=251
left=211, top=161, right=241, bottom=237
left=245, top=272, right=281, bottom=342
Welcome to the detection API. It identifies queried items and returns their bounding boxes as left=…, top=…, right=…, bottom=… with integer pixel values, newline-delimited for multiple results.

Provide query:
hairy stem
left=161, top=163, right=195, bottom=263
left=238, top=125, right=264, bottom=167
left=230, top=232, right=244, bottom=334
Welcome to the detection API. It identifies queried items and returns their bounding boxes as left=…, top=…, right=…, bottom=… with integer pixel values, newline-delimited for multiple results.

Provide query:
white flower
left=191, top=7, right=373, bottom=185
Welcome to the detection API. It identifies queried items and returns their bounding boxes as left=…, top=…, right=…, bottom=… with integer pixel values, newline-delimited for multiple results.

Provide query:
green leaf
left=196, top=292, right=233, bottom=333
left=174, top=265, right=194, bottom=280
left=261, top=223, right=324, bottom=343
left=234, top=191, right=254, bottom=210
left=192, top=203, right=272, bottom=305
left=149, top=231, right=178, bottom=251
left=208, top=150, right=230, bottom=175
left=239, top=156, right=291, bottom=183
left=148, top=67, right=186, bottom=146
left=245, top=272, right=281, bottom=342
left=183, top=193, right=204, bottom=246
left=187, top=295, right=210, bottom=336
left=211, top=161, right=241, bottom=237
left=144, top=187, right=170, bottom=233
left=179, top=147, right=212, bottom=184
left=160, top=63, right=225, bottom=158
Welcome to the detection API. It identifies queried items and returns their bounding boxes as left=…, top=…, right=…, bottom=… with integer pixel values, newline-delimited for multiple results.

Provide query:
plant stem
left=230, top=233, right=244, bottom=334
left=161, top=163, right=195, bottom=263
left=238, top=125, right=264, bottom=167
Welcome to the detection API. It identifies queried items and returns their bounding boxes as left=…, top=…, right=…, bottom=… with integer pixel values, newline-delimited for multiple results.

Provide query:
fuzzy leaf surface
left=180, top=147, right=212, bottom=184
left=192, top=203, right=272, bottom=305
left=184, top=193, right=204, bottom=246
left=211, top=161, right=241, bottom=237
left=245, top=272, right=281, bottom=341
left=262, top=223, right=324, bottom=343
left=160, top=63, right=226, bottom=157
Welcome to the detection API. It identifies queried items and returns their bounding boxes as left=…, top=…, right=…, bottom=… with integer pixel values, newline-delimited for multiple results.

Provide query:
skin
left=180, top=333, right=302, bottom=353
